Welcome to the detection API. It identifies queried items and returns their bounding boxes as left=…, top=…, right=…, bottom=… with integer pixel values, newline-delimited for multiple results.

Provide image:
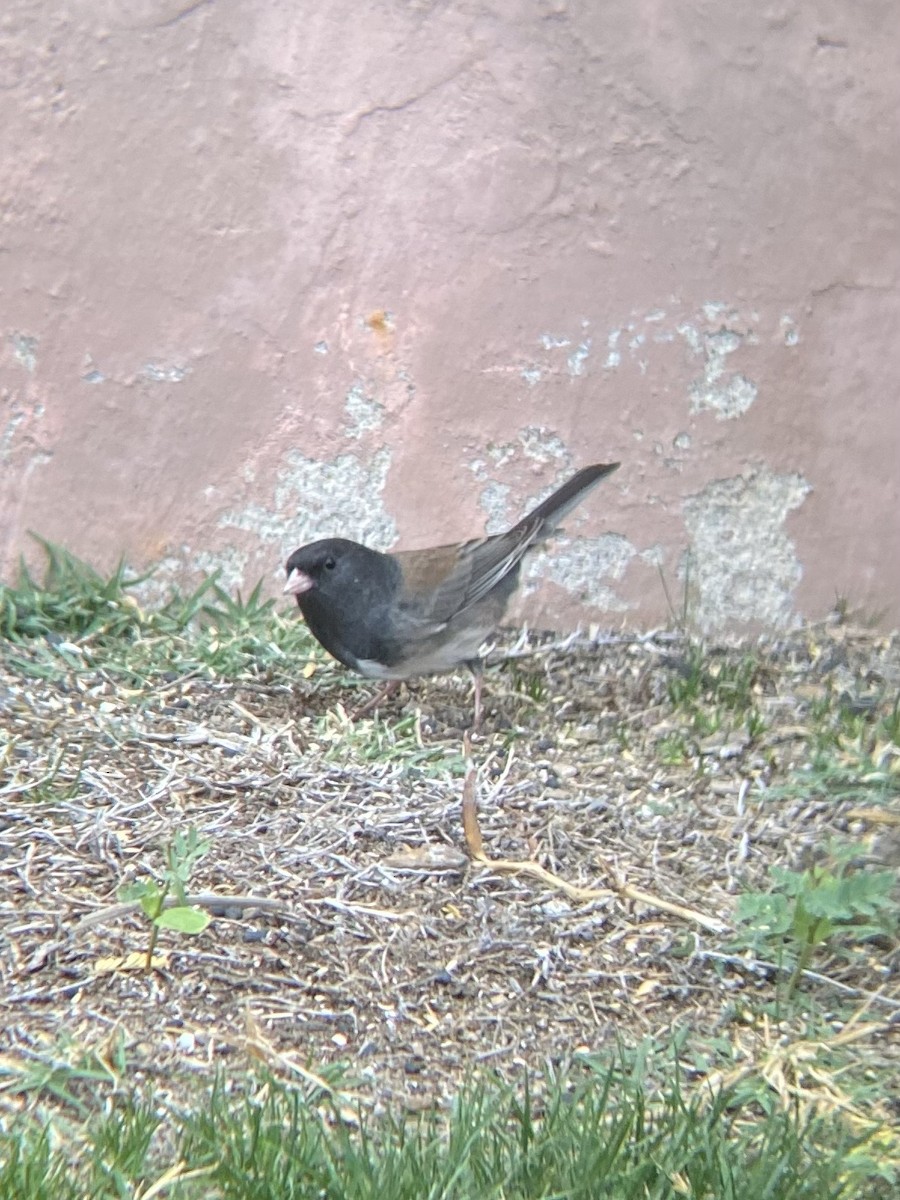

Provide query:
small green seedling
left=120, top=827, right=212, bottom=970
left=735, top=851, right=896, bottom=997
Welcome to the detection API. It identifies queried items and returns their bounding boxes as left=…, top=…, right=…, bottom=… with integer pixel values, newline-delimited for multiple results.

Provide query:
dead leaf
left=93, top=951, right=169, bottom=974
left=384, top=845, right=468, bottom=872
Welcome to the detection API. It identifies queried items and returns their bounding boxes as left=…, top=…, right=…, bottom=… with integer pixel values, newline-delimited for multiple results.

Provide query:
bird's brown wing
left=391, top=462, right=619, bottom=625
left=391, top=525, right=533, bottom=626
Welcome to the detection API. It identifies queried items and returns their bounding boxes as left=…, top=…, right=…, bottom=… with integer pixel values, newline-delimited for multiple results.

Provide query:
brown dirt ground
left=1, top=622, right=899, bottom=1120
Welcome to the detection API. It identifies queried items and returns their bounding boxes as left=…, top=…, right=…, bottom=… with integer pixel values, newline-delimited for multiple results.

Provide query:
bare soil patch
left=2, top=624, right=898, bottom=1115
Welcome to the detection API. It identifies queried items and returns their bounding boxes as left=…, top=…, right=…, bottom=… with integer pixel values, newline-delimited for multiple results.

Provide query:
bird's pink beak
left=283, top=568, right=314, bottom=596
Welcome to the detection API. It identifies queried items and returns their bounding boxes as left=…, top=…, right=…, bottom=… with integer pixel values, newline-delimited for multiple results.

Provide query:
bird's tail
left=515, top=462, right=620, bottom=539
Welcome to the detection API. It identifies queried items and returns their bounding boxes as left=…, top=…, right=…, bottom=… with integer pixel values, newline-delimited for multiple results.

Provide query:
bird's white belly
left=356, top=624, right=491, bottom=680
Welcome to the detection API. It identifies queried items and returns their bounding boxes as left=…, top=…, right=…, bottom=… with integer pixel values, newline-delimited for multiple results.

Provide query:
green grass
left=662, top=636, right=899, bottom=805
left=0, top=1061, right=884, bottom=1200
left=763, top=684, right=900, bottom=807
left=798, top=690, right=900, bottom=804
left=312, top=708, right=468, bottom=775
left=0, top=1032, right=127, bottom=1121
left=0, top=535, right=205, bottom=643
left=666, top=644, right=762, bottom=713
left=0, top=536, right=322, bottom=685
left=663, top=642, right=771, bottom=745
left=657, top=731, right=692, bottom=766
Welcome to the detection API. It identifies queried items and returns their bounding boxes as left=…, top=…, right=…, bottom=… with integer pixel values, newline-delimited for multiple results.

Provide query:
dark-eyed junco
left=284, top=461, right=619, bottom=725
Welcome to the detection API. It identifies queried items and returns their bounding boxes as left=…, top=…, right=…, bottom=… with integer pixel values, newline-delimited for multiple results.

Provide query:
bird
left=284, top=461, right=620, bottom=726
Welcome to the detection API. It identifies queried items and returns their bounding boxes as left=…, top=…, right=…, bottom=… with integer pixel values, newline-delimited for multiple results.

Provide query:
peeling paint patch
left=136, top=546, right=253, bottom=606
left=639, top=544, right=665, bottom=567
left=220, top=446, right=397, bottom=554
left=472, top=427, right=574, bottom=532
left=344, top=383, right=384, bottom=438
left=567, top=339, right=591, bottom=376
left=596, top=302, right=790, bottom=391
left=81, top=354, right=105, bottom=383
left=11, top=333, right=38, bottom=372
left=517, top=426, right=571, bottom=467
left=480, top=427, right=572, bottom=473
left=603, top=320, right=652, bottom=370
left=476, top=478, right=513, bottom=531
left=136, top=449, right=396, bottom=605
left=141, top=363, right=189, bottom=383
left=1, top=399, right=46, bottom=462
left=526, top=533, right=635, bottom=610
left=682, top=469, right=811, bottom=631
left=1, top=407, right=26, bottom=460
left=513, top=330, right=590, bottom=384
left=676, top=323, right=701, bottom=353
left=679, top=322, right=758, bottom=419
left=469, top=459, right=515, bottom=532
left=708, top=330, right=741, bottom=356
left=693, top=371, right=756, bottom=420
left=496, top=325, right=601, bottom=387
left=780, top=315, right=799, bottom=346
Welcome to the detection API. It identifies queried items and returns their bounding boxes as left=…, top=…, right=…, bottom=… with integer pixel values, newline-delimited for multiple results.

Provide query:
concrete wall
left=2, top=1, right=898, bottom=632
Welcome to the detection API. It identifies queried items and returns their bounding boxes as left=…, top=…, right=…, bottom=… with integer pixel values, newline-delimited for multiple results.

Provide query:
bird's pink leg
left=349, top=680, right=401, bottom=720
left=470, top=665, right=485, bottom=731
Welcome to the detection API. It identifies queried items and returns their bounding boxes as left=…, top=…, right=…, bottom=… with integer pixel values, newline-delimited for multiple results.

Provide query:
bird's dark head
left=283, top=538, right=367, bottom=600
left=283, top=537, right=401, bottom=672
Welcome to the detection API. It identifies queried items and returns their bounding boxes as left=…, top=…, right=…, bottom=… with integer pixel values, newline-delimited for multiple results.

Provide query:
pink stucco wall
left=2, top=2, right=898, bottom=632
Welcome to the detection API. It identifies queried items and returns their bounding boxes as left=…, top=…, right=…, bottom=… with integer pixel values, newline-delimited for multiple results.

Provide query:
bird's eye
left=324, top=556, right=336, bottom=571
